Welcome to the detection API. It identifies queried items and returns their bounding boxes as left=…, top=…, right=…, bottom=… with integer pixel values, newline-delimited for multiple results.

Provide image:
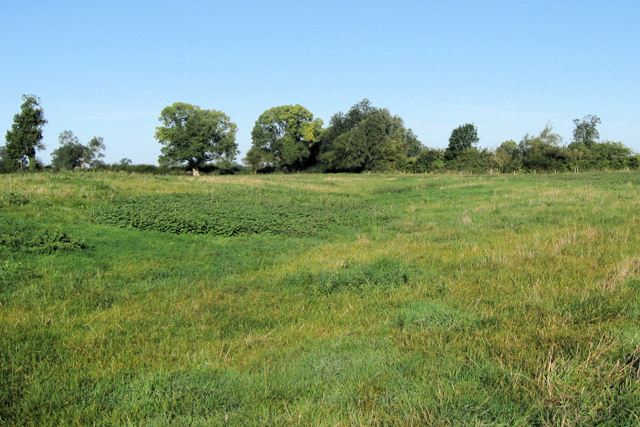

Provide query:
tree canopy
left=445, top=124, right=479, bottom=160
left=319, top=100, right=422, bottom=172
left=4, top=95, right=47, bottom=171
left=156, top=102, right=238, bottom=175
left=570, top=115, right=601, bottom=149
left=51, top=131, right=106, bottom=170
left=247, top=105, right=323, bottom=172
left=1, top=93, right=638, bottom=175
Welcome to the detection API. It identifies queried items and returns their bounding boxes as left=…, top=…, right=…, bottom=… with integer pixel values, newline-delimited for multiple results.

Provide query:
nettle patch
left=0, top=192, right=30, bottom=207
left=0, top=217, right=86, bottom=255
left=91, top=190, right=366, bottom=237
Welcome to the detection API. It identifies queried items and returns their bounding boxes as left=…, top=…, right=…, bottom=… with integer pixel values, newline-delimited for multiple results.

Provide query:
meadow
left=1, top=171, right=639, bottom=426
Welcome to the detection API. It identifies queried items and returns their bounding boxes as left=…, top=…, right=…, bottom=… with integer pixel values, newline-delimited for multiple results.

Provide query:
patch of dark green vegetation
left=92, top=190, right=368, bottom=237
left=0, top=217, right=86, bottom=254
left=0, top=192, right=30, bottom=207
left=393, top=301, right=479, bottom=330
left=283, top=258, right=414, bottom=295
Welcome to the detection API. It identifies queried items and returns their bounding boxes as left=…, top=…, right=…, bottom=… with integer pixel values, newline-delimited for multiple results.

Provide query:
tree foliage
left=1, top=94, right=637, bottom=175
left=445, top=124, right=479, bottom=160
left=413, top=147, right=445, bottom=173
left=570, top=115, right=601, bottom=148
left=319, top=100, right=422, bottom=172
left=247, top=105, right=323, bottom=172
left=518, top=125, right=569, bottom=171
left=495, top=140, right=521, bottom=172
left=4, top=95, right=47, bottom=171
left=156, top=102, right=238, bottom=175
left=51, top=131, right=106, bottom=170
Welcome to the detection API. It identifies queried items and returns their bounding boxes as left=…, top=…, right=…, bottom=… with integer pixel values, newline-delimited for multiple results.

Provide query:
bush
left=445, top=148, right=498, bottom=173
left=569, top=142, right=633, bottom=171
left=413, top=148, right=445, bottom=173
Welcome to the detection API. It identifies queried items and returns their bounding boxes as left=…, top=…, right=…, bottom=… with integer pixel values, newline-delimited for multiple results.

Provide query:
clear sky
left=1, top=0, right=639, bottom=164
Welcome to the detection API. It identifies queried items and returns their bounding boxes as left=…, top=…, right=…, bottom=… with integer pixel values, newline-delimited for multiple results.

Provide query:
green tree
left=243, top=146, right=271, bottom=173
left=51, top=131, right=85, bottom=170
left=445, top=124, right=479, bottom=160
left=0, top=146, right=9, bottom=173
left=446, top=148, right=497, bottom=173
left=51, top=131, right=106, bottom=170
left=248, top=105, right=323, bottom=172
left=156, top=102, right=238, bottom=175
left=87, top=137, right=106, bottom=167
left=569, top=141, right=633, bottom=171
left=4, top=95, right=47, bottom=171
left=570, top=115, right=601, bottom=148
left=566, top=115, right=636, bottom=171
left=495, top=140, right=521, bottom=172
left=413, top=147, right=445, bottom=173
left=319, top=100, right=421, bottom=172
left=519, top=125, right=569, bottom=171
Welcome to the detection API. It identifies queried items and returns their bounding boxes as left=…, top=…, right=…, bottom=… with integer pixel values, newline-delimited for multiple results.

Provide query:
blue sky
left=1, top=0, right=639, bottom=164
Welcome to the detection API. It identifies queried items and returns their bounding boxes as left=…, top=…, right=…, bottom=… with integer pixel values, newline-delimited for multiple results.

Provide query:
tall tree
left=156, top=102, right=238, bottom=175
left=248, top=105, right=323, bottom=172
left=319, top=100, right=421, bottom=172
left=4, top=95, right=47, bottom=171
left=0, top=146, right=9, bottom=173
left=51, top=131, right=106, bottom=170
left=87, top=136, right=106, bottom=167
left=445, top=124, right=479, bottom=160
left=570, top=115, right=601, bottom=148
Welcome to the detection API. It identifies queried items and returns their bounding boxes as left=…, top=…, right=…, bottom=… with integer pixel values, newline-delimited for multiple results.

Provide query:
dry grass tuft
left=601, top=257, right=640, bottom=291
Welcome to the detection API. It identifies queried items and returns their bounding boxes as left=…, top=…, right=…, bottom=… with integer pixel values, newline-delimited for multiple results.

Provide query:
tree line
left=2, top=95, right=639, bottom=174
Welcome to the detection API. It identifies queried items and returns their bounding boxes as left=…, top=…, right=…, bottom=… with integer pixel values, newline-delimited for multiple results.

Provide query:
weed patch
left=0, top=217, right=86, bottom=254
left=92, top=190, right=365, bottom=237
left=0, top=192, right=30, bottom=207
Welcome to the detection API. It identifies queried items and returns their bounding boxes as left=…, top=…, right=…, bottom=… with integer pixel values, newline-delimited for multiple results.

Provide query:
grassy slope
left=1, top=171, right=639, bottom=426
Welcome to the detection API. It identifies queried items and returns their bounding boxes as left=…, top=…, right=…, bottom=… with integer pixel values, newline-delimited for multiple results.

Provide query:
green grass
left=1, top=171, right=639, bottom=425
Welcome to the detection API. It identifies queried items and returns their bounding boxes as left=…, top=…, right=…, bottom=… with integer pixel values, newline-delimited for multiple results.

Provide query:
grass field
left=1, top=171, right=639, bottom=426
